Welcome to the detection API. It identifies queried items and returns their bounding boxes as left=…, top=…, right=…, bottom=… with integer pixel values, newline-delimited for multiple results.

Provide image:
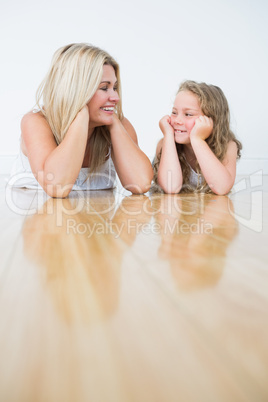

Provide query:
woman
left=9, top=43, right=153, bottom=197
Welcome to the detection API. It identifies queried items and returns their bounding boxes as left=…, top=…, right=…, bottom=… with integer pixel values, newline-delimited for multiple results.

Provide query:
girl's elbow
left=210, top=183, right=233, bottom=196
left=163, top=186, right=182, bottom=194
left=157, top=178, right=182, bottom=194
left=212, top=189, right=228, bottom=196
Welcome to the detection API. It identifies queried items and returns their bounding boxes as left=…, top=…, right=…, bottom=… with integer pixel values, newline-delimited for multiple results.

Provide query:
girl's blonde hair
left=36, top=43, right=123, bottom=173
left=153, top=80, right=242, bottom=193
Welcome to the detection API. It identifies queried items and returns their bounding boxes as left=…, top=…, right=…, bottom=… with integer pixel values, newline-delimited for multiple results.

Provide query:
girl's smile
left=170, top=90, right=202, bottom=144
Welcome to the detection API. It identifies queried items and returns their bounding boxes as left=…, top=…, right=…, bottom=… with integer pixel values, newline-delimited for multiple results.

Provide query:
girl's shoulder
left=226, top=140, right=239, bottom=156
left=222, top=140, right=239, bottom=167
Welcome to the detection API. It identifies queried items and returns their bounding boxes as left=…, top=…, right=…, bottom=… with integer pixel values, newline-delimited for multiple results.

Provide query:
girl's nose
left=175, top=114, right=183, bottom=124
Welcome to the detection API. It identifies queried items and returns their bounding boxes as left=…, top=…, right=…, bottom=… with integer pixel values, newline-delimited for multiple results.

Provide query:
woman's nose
left=109, top=91, right=119, bottom=103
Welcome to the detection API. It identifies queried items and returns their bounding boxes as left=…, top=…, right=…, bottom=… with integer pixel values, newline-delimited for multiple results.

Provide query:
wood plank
left=0, top=178, right=267, bottom=402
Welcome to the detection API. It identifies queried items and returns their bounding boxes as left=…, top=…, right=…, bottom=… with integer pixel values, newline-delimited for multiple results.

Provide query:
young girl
left=153, top=80, right=242, bottom=195
left=9, top=43, right=153, bottom=198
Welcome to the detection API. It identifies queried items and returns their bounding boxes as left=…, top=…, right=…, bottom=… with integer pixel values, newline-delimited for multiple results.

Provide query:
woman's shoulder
left=21, top=110, right=47, bottom=129
left=21, top=111, right=54, bottom=155
left=21, top=110, right=52, bottom=140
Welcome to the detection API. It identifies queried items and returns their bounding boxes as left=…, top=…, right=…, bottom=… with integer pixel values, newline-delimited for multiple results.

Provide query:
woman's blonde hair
left=153, top=80, right=242, bottom=193
left=36, top=43, right=123, bottom=173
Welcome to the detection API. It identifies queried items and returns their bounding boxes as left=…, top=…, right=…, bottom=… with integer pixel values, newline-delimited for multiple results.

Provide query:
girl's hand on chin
left=159, top=115, right=174, bottom=136
left=190, top=115, right=213, bottom=142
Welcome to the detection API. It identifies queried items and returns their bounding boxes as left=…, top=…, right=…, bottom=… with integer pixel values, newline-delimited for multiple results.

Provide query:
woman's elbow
left=126, top=182, right=152, bottom=195
left=122, top=171, right=154, bottom=194
left=43, top=183, right=72, bottom=198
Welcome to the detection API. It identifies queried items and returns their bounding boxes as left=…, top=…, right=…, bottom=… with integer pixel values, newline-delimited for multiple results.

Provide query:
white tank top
left=7, top=146, right=117, bottom=191
left=188, top=164, right=203, bottom=187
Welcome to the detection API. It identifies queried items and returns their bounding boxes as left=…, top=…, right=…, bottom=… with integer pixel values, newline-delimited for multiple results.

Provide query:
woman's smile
left=100, top=106, right=115, bottom=114
left=87, top=65, right=119, bottom=127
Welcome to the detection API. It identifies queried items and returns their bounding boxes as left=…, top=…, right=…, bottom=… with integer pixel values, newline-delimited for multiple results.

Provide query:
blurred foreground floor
left=0, top=174, right=267, bottom=402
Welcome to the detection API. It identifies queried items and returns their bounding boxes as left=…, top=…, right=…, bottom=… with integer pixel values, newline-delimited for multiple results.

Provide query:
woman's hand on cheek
left=190, top=116, right=213, bottom=142
left=71, top=105, right=90, bottom=131
left=79, top=105, right=90, bottom=121
left=108, top=112, right=121, bottom=131
left=159, top=115, right=174, bottom=137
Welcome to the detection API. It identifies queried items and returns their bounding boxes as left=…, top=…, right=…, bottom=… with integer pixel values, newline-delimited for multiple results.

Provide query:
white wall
left=1, top=0, right=267, bottom=174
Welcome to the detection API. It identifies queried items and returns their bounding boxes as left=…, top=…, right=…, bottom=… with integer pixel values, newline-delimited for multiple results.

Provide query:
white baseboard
left=0, top=155, right=267, bottom=175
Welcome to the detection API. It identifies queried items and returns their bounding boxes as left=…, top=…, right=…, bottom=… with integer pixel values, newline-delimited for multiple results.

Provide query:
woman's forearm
left=42, top=110, right=89, bottom=196
left=110, top=120, right=153, bottom=194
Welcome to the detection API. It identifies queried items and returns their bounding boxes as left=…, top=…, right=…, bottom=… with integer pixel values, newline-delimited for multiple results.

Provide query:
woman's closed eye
left=100, top=86, right=118, bottom=92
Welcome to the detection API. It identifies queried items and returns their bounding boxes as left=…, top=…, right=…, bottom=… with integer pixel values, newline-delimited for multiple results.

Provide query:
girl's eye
left=171, top=111, right=177, bottom=115
left=185, top=113, right=193, bottom=117
left=113, top=87, right=118, bottom=92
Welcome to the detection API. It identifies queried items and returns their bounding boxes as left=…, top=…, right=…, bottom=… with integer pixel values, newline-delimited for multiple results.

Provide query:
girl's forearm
left=110, top=123, right=153, bottom=194
left=191, top=137, right=235, bottom=195
left=157, top=134, right=183, bottom=193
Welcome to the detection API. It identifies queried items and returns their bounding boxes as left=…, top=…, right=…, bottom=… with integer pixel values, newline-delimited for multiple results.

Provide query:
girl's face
left=87, top=64, right=119, bottom=129
left=170, top=90, right=203, bottom=144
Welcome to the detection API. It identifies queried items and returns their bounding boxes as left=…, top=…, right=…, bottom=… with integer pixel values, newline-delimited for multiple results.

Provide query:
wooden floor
left=0, top=174, right=268, bottom=402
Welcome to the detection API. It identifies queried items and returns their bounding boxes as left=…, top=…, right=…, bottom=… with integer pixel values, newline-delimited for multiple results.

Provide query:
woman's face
left=87, top=64, right=119, bottom=129
left=170, top=90, right=202, bottom=144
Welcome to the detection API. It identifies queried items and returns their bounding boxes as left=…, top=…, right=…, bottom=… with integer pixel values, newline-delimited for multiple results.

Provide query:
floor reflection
left=151, top=194, right=238, bottom=291
left=111, top=194, right=153, bottom=246
left=22, top=191, right=125, bottom=324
